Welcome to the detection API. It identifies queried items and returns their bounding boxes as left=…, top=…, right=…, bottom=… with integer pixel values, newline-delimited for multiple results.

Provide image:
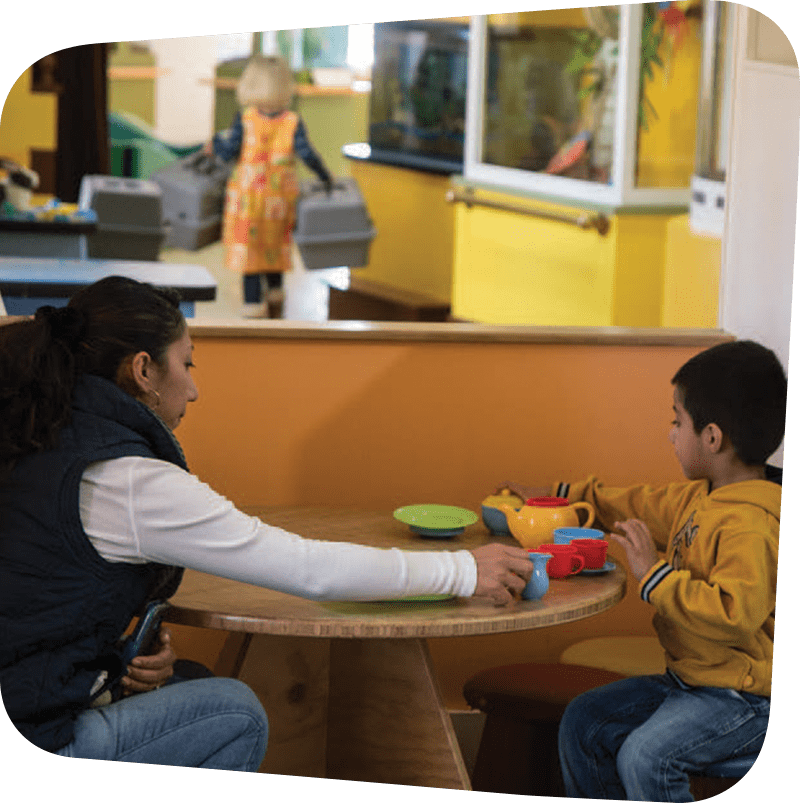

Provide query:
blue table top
left=0, top=257, right=216, bottom=301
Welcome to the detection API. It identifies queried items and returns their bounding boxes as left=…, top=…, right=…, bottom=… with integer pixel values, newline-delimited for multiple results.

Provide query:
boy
left=502, top=339, right=786, bottom=801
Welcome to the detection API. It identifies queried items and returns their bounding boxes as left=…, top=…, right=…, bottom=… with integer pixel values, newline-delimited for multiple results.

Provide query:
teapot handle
left=574, top=502, right=595, bottom=528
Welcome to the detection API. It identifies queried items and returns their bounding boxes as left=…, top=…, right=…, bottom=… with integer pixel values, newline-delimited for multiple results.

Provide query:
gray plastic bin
left=151, top=152, right=232, bottom=250
left=294, top=178, right=376, bottom=269
left=78, top=175, right=166, bottom=260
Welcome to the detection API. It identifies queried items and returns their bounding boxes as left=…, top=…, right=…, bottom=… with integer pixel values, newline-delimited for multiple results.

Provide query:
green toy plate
left=400, top=594, right=456, bottom=602
left=393, top=504, right=478, bottom=537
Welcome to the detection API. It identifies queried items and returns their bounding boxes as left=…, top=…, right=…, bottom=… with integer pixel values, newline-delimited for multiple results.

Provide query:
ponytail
left=0, top=276, right=184, bottom=483
left=0, top=308, right=82, bottom=481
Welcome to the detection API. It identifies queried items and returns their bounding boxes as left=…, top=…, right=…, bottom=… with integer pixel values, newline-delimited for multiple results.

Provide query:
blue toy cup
left=554, top=527, right=605, bottom=545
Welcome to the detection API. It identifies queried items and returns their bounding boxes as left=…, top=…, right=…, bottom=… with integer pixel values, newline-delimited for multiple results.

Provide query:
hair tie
left=35, top=305, right=87, bottom=350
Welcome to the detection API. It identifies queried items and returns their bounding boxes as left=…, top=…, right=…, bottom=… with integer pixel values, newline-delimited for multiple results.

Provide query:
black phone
left=121, top=600, right=170, bottom=665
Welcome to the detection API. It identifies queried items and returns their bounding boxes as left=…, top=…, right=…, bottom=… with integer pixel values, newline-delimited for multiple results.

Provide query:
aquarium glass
left=368, top=20, right=469, bottom=169
left=481, top=8, right=620, bottom=184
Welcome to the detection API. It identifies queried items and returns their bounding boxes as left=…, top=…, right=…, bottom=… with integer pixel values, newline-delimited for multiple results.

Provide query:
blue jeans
left=243, top=272, right=282, bottom=303
left=558, top=672, right=770, bottom=801
left=55, top=677, right=268, bottom=771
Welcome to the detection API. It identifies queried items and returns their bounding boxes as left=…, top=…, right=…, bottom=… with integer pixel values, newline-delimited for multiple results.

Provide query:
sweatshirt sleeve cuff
left=556, top=476, right=599, bottom=503
left=554, top=481, right=570, bottom=498
left=640, top=559, right=674, bottom=603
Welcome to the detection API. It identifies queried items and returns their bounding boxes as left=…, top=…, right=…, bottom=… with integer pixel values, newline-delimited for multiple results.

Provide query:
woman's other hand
left=121, top=626, right=177, bottom=695
left=471, top=543, right=533, bottom=606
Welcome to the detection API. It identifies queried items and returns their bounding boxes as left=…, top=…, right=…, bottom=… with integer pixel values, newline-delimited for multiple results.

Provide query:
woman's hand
left=471, top=543, right=533, bottom=606
left=493, top=481, right=552, bottom=502
left=121, top=626, right=177, bottom=695
left=610, top=519, right=660, bottom=583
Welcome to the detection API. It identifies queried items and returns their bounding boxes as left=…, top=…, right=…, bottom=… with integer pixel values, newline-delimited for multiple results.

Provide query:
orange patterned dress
left=222, top=107, right=300, bottom=275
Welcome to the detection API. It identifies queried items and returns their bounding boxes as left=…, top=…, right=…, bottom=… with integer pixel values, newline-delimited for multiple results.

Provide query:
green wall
left=107, top=42, right=157, bottom=127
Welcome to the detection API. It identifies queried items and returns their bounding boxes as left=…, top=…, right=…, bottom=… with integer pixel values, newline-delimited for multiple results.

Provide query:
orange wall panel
left=176, top=332, right=718, bottom=706
left=180, top=338, right=694, bottom=509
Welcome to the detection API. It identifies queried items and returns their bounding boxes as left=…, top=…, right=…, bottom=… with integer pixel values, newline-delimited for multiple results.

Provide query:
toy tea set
left=392, top=490, right=613, bottom=603
left=481, top=490, right=612, bottom=599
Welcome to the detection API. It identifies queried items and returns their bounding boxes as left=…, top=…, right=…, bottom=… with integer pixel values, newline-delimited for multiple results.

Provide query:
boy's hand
left=610, top=519, right=660, bottom=582
left=494, top=481, right=551, bottom=501
left=471, top=543, right=533, bottom=605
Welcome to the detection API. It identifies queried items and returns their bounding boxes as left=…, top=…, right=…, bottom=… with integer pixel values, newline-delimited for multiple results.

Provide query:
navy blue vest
left=0, top=375, right=185, bottom=751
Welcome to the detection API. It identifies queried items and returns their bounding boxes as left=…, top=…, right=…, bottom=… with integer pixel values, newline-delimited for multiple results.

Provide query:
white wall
left=146, top=36, right=219, bottom=145
left=719, top=5, right=799, bottom=466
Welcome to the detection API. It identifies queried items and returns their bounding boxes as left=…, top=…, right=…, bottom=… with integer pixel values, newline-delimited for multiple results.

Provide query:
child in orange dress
left=211, top=55, right=333, bottom=317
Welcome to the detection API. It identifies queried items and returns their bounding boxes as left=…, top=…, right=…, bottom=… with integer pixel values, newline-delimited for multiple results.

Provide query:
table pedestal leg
left=235, top=634, right=331, bottom=777
left=232, top=634, right=470, bottom=788
left=326, top=638, right=471, bottom=789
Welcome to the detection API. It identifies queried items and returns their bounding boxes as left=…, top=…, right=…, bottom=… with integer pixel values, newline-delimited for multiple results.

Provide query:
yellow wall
left=661, top=214, right=722, bottom=327
left=452, top=195, right=616, bottom=325
left=173, top=328, right=728, bottom=708
left=348, top=159, right=455, bottom=303
left=0, top=67, right=57, bottom=168
left=349, top=162, right=721, bottom=328
left=489, top=10, right=587, bottom=28
left=612, top=214, right=669, bottom=327
left=637, top=17, right=703, bottom=189
left=450, top=188, right=673, bottom=327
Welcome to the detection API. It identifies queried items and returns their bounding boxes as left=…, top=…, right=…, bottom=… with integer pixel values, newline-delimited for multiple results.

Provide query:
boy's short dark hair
left=672, top=340, right=787, bottom=465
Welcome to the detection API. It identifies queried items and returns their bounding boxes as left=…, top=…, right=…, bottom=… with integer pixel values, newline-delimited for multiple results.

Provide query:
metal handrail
left=445, top=188, right=610, bottom=235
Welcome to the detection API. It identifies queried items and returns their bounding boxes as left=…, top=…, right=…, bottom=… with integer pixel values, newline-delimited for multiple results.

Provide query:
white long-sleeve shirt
left=79, top=457, right=478, bottom=601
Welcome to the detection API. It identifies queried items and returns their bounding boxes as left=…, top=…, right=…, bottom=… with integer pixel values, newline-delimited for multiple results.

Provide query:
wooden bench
left=464, top=662, right=758, bottom=799
left=327, top=275, right=452, bottom=322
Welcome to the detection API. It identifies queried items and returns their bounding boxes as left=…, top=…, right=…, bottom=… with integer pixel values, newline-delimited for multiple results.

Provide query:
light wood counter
left=188, top=318, right=734, bottom=346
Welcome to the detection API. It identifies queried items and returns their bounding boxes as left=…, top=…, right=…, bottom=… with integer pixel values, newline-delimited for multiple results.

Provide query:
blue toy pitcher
left=522, top=551, right=551, bottom=600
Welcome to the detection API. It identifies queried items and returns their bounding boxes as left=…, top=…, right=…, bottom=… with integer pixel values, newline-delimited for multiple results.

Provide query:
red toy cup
left=571, top=538, right=608, bottom=570
left=532, top=544, right=584, bottom=578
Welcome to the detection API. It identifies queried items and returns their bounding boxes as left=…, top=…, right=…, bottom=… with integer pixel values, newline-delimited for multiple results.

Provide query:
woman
left=0, top=276, right=531, bottom=770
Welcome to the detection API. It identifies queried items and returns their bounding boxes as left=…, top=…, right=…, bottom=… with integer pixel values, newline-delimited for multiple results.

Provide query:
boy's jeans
left=55, top=677, right=268, bottom=771
left=558, top=672, right=769, bottom=801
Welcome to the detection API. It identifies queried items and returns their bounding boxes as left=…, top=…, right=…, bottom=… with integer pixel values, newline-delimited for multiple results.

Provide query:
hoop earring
left=150, top=389, right=161, bottom=407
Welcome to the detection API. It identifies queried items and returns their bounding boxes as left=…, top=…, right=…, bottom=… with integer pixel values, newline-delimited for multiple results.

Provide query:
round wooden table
left=164, top=507, right=626, bottom=789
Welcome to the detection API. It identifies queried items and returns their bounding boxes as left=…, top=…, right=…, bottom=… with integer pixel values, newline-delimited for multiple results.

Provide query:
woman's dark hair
left=0, top=276, right=184, bottom=481
left=672, top=339, right=788, bottom=465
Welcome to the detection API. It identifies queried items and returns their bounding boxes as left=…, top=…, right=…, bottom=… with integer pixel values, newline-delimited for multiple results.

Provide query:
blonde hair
left=236, top=55, right=295, bottom=111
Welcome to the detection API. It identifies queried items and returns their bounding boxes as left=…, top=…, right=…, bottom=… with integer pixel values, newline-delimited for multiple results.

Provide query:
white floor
left=159, top=240, right=349, bottom=322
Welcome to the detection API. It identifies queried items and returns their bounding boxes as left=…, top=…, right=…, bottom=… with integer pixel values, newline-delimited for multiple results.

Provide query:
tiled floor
left=159, top=240, right=349, bottom=322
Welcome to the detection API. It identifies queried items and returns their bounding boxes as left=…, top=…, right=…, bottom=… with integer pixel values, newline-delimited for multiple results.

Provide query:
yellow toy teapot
left=499, top=496, right=595, bottom=549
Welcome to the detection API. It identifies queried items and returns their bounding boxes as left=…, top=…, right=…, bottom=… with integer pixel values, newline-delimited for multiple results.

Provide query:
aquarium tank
left=368, top=19, right=469, bottom=173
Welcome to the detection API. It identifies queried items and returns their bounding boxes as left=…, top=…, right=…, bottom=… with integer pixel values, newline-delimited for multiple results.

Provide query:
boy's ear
left=703, top=422, right=725, bottom=454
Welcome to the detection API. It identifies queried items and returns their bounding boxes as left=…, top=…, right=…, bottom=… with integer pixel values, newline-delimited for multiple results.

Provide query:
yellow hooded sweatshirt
left=560, top=476, right=780, bottom=697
